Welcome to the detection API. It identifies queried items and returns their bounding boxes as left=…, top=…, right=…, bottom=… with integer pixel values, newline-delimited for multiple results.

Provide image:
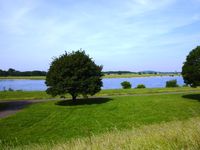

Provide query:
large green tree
left=182, top=46, right=200, bottom=87
left=45, top=50, right=103, bottom=102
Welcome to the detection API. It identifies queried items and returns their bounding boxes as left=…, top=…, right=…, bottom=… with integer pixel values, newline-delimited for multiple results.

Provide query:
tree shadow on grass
left=182, top=94, right=200, bottom=102
left=0, top=101, right=32, bottom=111
left=55, top=98, right=112, bottom=106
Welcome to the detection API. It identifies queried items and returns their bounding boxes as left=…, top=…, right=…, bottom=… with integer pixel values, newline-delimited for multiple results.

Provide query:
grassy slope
left=0, top=87, right=200, bottom=101
left=13, top=117, right=200, bottom=150
left=0, top=74, right=179, bottom=80
left=0, top=93, right=200, bottom=148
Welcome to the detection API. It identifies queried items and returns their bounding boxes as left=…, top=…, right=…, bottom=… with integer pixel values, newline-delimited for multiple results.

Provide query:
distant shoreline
left=0, top=74, right=181, bottom=80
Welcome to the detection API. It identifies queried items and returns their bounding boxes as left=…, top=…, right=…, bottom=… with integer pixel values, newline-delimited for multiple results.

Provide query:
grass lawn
left=16, top=117, right=200, bottom=150
left=0, top=87, right=200, bottom=101
left=0, top=92, right=200, bottom=148
left=0, top=91, right=54, bottom=101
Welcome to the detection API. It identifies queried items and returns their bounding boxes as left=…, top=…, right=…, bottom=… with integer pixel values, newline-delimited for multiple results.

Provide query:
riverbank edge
left=1, top=87, right=200, bottom=101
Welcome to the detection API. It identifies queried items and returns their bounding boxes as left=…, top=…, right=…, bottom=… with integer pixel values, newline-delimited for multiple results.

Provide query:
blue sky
left=0, top=0, right=200, bottom=72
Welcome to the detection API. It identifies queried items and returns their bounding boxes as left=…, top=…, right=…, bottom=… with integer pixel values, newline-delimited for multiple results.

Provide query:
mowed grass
left=97, top=87, right=200, bottom=96
left=0, top=93, right=200, bottom=148
left=0, top=91, right=54, bottom=100
left=12, top=117, right=200, bottom=150
left=1, top=87, right=200, bottom=101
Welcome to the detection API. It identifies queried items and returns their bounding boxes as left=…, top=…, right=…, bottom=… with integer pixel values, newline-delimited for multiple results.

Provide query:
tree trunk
left=72, top=94, right=77, bottom=103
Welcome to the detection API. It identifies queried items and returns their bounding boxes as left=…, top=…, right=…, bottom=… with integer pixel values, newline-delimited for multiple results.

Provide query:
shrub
left=8, top=88, right=14, bottom=91
left=136, top=84, right=146, bottom=89
left=166, top=80, right=179, bottom=88
left=121, top=81, right=132, bottom=89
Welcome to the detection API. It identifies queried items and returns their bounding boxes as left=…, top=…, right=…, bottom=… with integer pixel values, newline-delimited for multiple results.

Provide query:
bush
left=121, top=81, right=132, bottom=89
left=8, top=88, right=14, bottom=91
left=166, top=80, right=179, bottom=88
left=136, top=84, right=146, bottom=89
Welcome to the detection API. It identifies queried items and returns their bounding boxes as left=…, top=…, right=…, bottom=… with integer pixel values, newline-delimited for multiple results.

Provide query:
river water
left=0, top=76, right=184, bottom=91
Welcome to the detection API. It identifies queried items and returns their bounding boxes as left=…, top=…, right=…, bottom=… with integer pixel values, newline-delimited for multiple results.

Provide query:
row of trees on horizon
left=0, top=68, right=47, bottom=76
left=0, top=68, right=180, bottom=77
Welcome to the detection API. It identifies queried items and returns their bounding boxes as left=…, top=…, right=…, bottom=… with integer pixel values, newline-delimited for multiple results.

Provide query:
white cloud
left=121, top=0, right=175, bottom=17
left=0, top=0, right=38, bottom=34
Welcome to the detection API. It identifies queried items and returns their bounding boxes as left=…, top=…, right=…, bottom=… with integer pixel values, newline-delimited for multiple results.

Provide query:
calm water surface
left=0, top=76, right=184, bottom=91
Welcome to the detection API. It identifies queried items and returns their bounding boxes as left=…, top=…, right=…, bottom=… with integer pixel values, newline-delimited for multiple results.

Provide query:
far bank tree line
left=104, top=71, right=180, bottom=75
left=0, top=68, right=47, bottom=76
left=0, top=69, right=180, bottom=77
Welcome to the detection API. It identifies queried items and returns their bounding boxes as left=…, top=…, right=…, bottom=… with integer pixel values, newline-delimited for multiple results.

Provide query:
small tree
left=182, top=46, right=200, bottom=87
left=121, top=81, right=132, bottom=89
left=136, top=84, right=146, bottom=89
left=45, top=50, right=103, bottom=102
left=166, top=80, right=179, bottom=88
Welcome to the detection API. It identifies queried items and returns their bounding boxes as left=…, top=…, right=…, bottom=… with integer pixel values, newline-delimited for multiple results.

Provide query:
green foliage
left=136, top=84, right=146, bottom=89
left=121, top=81, right=132, bottom=89
left=0, top=68, right=46, bottom=76
left=182, top=46, right=200, bottom=87
left=166, top=80, right=179, bottom=88
left=45, top=50, right=103, bottom=101
left=8, top=88, right=14, bottom=91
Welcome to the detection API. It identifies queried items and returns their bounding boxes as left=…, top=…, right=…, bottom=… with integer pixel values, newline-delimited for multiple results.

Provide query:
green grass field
left=13, top=117, right=200, bottom=150
left=0, top=91, right=54, bottom=101
left=0, top=92, right=200, bottom=149
left=0, top=87, right=200, bottom=101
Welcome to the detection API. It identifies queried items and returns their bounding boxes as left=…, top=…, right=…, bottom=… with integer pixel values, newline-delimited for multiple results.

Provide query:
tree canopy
left=182, top=46, right=200, bottom=87
left=45, top=50, right=103, bottom=101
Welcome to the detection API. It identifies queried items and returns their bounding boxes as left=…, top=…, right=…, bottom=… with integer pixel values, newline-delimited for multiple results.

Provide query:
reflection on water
left=0, top=76, right=184, bottom=91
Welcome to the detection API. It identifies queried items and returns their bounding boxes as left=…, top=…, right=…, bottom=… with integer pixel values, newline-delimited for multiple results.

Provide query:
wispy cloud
left=0, top=0, right=200, bottom=71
